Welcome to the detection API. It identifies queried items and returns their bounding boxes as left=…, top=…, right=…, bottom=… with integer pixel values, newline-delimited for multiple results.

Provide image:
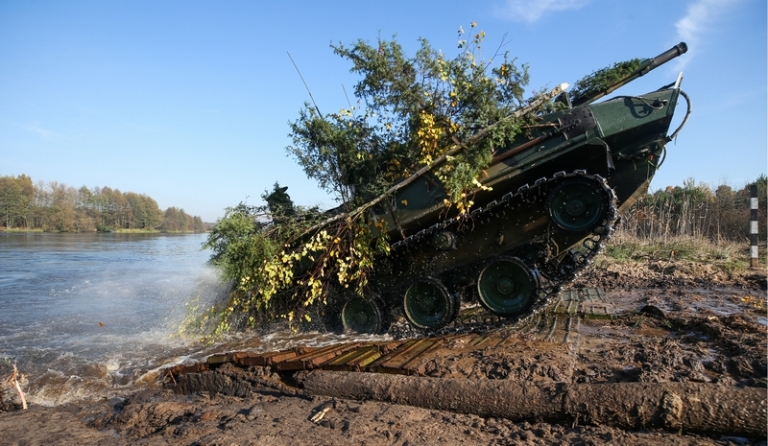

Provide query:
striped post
left=750, top=184, right=759, bottom=269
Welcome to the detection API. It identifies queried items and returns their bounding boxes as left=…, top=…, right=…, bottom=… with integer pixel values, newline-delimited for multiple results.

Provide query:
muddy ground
left=1, top=260, right=766, bottom=446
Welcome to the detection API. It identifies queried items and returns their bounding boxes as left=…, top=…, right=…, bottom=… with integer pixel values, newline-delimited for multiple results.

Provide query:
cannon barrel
left=572, top=42, right=688, bottom=106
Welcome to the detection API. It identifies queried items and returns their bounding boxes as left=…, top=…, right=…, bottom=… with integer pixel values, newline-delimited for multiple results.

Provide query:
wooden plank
left=471, top=333, right=505, bottom=349
left=231, top=352, right=262, bottom=367
left=370, top=339, right=437, bottom=373
left=353, top=349, right=386, bottom=368
left=206, top=353, right=232, bottom=365
left=233, top=349, right=302, bottom=367
left=366, top=339, right=419, bottom=369
left=321, top=347, right=383, bottom=372
left=166, top=362, right=208, bottom=376
left=276, top=343, right=362, bottom=371
left=377, top=340, right=406, bottom=355
left=400, top=338, right=451, bottom=375
left=468, top=334, right=491, bottom=347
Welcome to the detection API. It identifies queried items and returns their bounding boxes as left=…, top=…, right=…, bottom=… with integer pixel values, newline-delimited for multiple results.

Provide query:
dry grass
left=602, top=231, right=764, bottom=273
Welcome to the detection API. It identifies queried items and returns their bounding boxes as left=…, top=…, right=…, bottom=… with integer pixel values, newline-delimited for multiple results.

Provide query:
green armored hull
left=337, top=43, right=691, bottom=334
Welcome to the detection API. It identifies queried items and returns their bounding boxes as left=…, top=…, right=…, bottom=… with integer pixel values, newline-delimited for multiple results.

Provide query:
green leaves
left=291, top=26, right=531, bottom=210
left=569, top=58, right=644, bottom=106
left=205, top=25, right=541, bottom=336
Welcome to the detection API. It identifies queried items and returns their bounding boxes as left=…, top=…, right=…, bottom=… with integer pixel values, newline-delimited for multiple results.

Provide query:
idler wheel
left=403, top=278, right=456, bottom=330
left=432, top=230, right=456, bottom=251
left=341, top=297, right=385, bottom=334
left=477, top=256, right=538, bottom=317
left=546, top=177, right=609, bottom=236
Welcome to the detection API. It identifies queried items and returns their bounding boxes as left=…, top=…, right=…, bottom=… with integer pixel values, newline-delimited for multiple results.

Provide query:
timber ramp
left=163, top=288, right=614, bottom=381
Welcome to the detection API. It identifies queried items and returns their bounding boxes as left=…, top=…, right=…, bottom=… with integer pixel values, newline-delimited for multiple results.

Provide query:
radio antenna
left=342, top=84, right=353, bottom=110
left=287, top=52, right=322, bottom=115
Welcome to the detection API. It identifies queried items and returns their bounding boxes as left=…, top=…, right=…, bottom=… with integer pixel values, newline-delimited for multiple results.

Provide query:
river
left=0, top=233, right=222, bottom=405
left=0, top=232, right=381, bottom=406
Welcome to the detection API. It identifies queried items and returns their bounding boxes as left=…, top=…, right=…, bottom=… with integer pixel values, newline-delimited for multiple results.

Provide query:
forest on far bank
left=3, top=171, right=763, bottom=239
left=0, top=174, right=207, bottom=233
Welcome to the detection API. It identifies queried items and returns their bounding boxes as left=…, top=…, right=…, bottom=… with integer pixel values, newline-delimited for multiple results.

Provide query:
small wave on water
left=0, top=234, right=222, bottom=406
left=0, top=233, right=393, bottom=407
left=1, top=268, right=229, bottom=406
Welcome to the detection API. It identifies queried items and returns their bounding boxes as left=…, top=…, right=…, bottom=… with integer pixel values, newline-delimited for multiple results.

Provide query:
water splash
left=0, top=233, right=397, bottom=407
left=0, top=234, right=223, bottom=406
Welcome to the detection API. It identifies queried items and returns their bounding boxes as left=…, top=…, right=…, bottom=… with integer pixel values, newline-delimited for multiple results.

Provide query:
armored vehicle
left=332, top=42, right=691, bottom=334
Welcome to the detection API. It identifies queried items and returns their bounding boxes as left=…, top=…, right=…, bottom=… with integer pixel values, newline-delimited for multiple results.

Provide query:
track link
left=387, top=170, right=618, bottom=337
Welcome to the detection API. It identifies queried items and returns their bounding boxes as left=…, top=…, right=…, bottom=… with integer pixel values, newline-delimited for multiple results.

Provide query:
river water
left=0, top=232, right=379, bottom=407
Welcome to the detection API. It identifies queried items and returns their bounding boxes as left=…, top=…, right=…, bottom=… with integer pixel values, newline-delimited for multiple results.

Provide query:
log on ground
left=297, top=371, right=766, bottom=438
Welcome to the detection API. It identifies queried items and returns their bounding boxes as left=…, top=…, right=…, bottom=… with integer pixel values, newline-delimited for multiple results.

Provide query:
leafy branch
left=199, top=24, right=568, bottom=336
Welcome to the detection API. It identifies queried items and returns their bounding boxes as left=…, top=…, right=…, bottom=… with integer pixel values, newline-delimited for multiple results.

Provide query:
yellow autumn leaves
left=414, top=110, right=494, bottom=217
left=246, top=220, right=378, bottom=325
left=197, top=23, right=531, bottom=339
left=415, top=111, right=442, bottom=166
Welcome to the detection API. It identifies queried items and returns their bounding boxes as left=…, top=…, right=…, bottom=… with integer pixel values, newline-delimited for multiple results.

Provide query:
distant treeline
left=3, top=172, right=763, bottom=238
left=0, top=174, right=207, bottom=232
left=617, top=175, right=766, bottom=242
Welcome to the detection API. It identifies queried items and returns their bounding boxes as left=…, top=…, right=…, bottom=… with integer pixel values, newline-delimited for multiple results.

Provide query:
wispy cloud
left=15, top=121, right=60, bottom=139
left=495, top=0, right=591, bottom=23
left=674, top=0, right=742, bottom=68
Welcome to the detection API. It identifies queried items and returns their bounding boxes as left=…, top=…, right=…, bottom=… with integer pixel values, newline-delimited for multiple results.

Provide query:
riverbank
left=0, top=228, right=207, bottom=234
left=1, top=255, right=765, bottom=445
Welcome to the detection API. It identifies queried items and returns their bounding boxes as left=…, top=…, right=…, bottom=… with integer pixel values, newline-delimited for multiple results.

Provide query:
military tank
left=334, top=42, right=691, bottom=334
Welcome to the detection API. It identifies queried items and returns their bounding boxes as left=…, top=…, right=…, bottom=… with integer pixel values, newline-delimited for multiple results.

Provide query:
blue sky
left=1, top=0, right=765, bottom=222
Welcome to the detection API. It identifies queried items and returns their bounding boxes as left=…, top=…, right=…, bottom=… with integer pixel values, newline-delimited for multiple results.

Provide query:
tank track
left=387, top=170, right=618, bottom=337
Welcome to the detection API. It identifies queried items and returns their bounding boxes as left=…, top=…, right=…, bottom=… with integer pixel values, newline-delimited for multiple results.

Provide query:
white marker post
left=750, top=184, right=759, bottom=269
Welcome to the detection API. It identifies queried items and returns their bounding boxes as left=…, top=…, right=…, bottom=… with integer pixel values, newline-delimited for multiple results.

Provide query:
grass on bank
left=0, top=228, right=44, bottom=233
left=600, top=232, right=766, bottom=273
